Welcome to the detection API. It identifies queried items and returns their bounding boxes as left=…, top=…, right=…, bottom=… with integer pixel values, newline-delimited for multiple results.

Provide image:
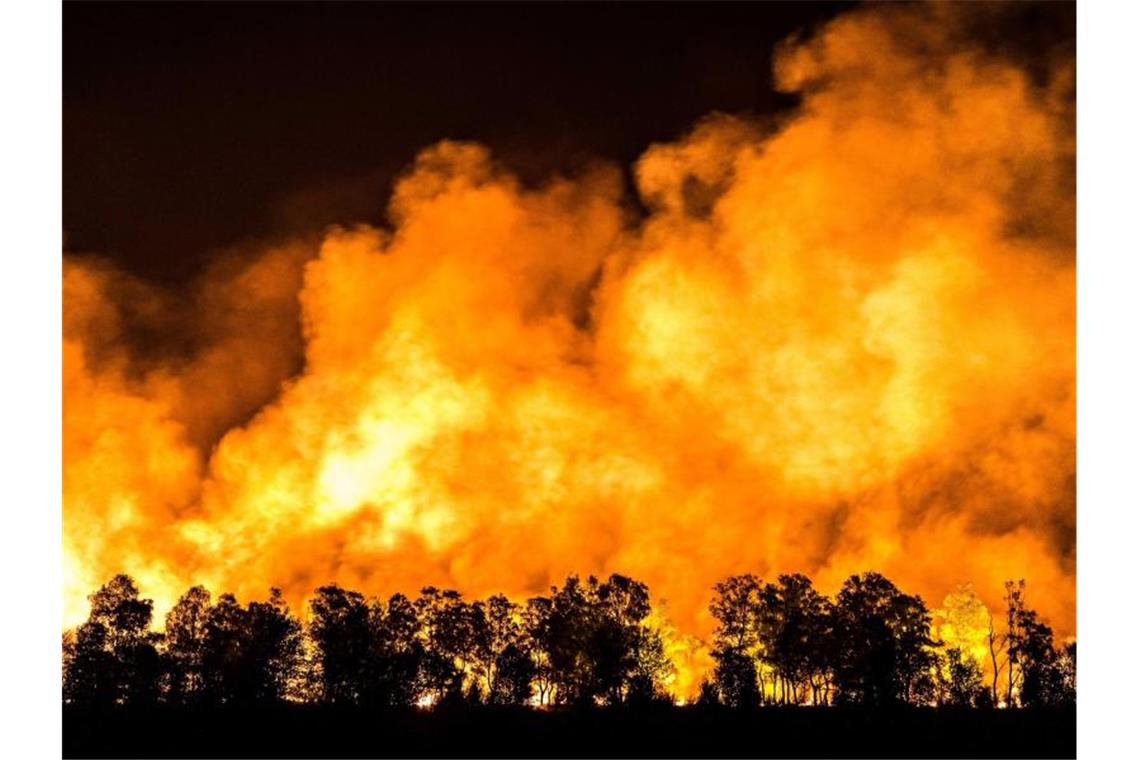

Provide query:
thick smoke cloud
left=63, top=4, right=1074, bottom=696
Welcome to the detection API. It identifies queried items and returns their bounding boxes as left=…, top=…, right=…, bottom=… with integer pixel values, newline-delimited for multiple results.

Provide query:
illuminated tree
left=1058, top=641, right=1076, bottom=702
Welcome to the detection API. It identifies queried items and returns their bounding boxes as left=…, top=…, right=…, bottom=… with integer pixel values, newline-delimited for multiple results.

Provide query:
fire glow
left=63, top=4, right=1074, bottom=699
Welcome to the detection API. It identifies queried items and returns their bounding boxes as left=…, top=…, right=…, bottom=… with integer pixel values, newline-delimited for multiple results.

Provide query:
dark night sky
left=64, top=1, right=852, bottom=284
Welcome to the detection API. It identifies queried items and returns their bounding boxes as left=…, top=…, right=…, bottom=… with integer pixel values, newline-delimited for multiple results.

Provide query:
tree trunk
left=989, top=619, right=1002, bottom=706
left=1007, top=656, right=1015, bottom=708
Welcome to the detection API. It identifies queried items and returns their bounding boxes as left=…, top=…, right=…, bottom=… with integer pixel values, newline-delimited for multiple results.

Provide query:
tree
left=1003, top=580, right=1026, bottom=706
left=988, top=610, right=1006, bottom=707
left=492, top=643, right=537, bottom=705
left=416, top=587, right=481, bottom=703
left=243, top=588, right=303, bottom=703
left=523, top=596, right=557, bottom=705
left=934, top=583, right=991, bottom=707
left=63, top=574, right=162, bottom=706
left=944, top=647, right=985, bottom=707
left=1014, top=611, right=1070, bottom=707
left=529, top=574, right=666, bottom=706
left=627, top=625, right=672, bottom=705
left=470, top=594, right=534, bottom=705
left=1057, top=641, right=1076, bottom=705
left=709, top=574, right=762, bottom=652
left=162, top=585, right=212, bottom=704
left=711, top=647, right=760, bottom=708
left=832, top=572, right=937, bottom=706
left=88, top=575, right=154, bottom=651
left=757, top=574, right=832, bottom=704
left=696, top=678, right=720, bottom=707
left=364, top=593, right=423, bottom=707
left=1001, top=580, right=1074, bottom=707
left=63, top=622, right=118, bottom=707
left=309, top=585, right=372, bottom=705
left=708, top=574, right=762, bottom=706
left=200, top=593, right=251, bottom=704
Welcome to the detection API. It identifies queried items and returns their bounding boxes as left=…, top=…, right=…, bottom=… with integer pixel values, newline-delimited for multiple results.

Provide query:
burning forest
left=63, top=0, right=1074, bottom=719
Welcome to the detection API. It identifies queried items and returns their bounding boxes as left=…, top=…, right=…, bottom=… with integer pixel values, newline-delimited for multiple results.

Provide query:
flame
left=63, top=4, right=1074, bottom=698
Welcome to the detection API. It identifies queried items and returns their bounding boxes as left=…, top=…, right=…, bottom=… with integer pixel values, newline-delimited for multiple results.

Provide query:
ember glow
left=63, top=4, right=1074, bottom=697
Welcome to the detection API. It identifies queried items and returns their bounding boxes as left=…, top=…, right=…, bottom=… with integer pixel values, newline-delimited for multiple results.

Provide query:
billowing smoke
left=63, top=4, right=1074, bottom=697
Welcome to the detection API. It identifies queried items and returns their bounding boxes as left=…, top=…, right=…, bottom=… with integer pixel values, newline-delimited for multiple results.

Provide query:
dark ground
left=63, top=704, right=1076, bottom=759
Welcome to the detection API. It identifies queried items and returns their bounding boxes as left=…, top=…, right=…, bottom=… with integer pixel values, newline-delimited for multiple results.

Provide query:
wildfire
left=63, top=3, right=1073, bottom=699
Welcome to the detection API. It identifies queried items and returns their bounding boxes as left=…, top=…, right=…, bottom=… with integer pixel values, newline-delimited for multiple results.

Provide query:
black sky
left=64, top=1, right=853, bottom=284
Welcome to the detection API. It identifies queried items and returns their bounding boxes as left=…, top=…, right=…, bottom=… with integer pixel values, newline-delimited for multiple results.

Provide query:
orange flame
left=63, top=4, right=1074, bottom=698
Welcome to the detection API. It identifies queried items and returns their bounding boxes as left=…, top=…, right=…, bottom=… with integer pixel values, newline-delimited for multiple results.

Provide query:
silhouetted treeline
left=702, top=572, right=1075, bottom=709
left=62, top=571, right=1075, bottom=711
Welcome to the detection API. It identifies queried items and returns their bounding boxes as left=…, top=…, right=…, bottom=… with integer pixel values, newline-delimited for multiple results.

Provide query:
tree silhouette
left=1013, top=609, right=1071, bottom=707
left=998, top=579, right=1075, bottom=708
left=201, top=593, right=249, bottom=704
left=530, top=574, right=667, bottom=706
left=944, top=647, right=986, bottom=707
left=1003, top=580, right=1027, bottom=706
left=61, top=568, right=1074, bottom=717
left=711, top=647, right=760, bottom=708
left=832, top=572, right=936, bottom=706
left=162, top=587, right=304, bottom=707
left=416, top=587, right=481, bottom=704
left=364, top=593, right=424, bottom=707
left=709, top=574, right=762, bottom=652
left=708, top=574, right=762, bottom=706
left=309, top=585, right=373, bottom=705
left=243, top=589, right=304, bottom=703
left=523, top=596, right=557, bottom=705
left=491, top=642, right=538, bottom=705
left=469, top=594, right=534, bottom=705
left=1058, top=641, right=1076, bottom=704
left=64, top=574, right=162, bottom=706
left=62, top=622, right=118, bottom=707
left=162, top=585, right=211, bottom=705
left=757, top=574, right=833, bottom=704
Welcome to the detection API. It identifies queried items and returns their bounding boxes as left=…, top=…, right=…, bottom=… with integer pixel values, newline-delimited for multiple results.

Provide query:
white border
left=1077, top=0, right=1140, bottom=757
left=0, top=1, right=62, bottom=758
